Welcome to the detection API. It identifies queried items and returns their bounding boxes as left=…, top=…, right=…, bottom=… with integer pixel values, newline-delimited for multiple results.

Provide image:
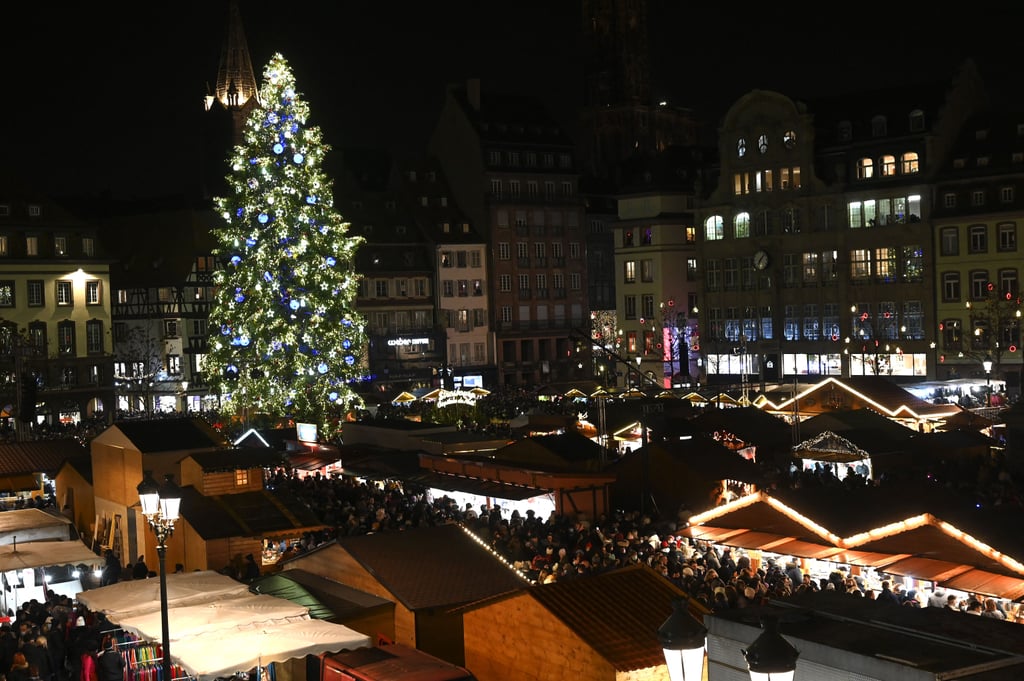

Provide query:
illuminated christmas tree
left=204, top=53, right=366, bottom=437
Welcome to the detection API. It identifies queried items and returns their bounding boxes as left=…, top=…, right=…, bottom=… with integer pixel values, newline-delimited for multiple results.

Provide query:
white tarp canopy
left=77, top=571, right=371, bottom=680
left=77, top=570, right=249, bottom=618
left=170, top=618, right=370, bottom=680
left=0, top=509, right=75, bottom=544
left=115, top=593, right=310, bottom=641
left=0, top=539, right=102, bottom=572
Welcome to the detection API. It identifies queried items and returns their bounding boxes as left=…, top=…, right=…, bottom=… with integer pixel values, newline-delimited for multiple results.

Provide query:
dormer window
left=758, top=134, right=768, bottom=154
left=28, top=205, right=40, bottom=217
left=838, top=121, right=852, bottom=141
left=871, top=116, right=887, bottom=137
left=975, top=129, right=989, bottom=141
left=0, top=205, right=8, bottom=217
left=909, top=109, right=925, bottom=132
left=737, top=138, right=747, bottom=158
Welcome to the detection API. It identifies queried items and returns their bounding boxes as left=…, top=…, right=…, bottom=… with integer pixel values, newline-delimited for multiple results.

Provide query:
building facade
left=695, top=62, right=987, bottom=389
left=0, top=190, right=115, bottom=431
left=430, top=80, right=590, bottom=388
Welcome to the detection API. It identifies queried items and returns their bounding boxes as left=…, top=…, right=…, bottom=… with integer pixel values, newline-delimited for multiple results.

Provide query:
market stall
left=78, top=571, right=371, bottom=681
left=0, top=539, right=102, bottom=613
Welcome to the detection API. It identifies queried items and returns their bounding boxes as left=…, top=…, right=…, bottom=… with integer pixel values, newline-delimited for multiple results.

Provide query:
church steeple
left=205, top=0, right=259, bottom=144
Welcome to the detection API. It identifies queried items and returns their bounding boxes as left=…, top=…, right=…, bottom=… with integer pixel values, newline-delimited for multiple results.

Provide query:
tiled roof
left=186, top=447, right=286, bottom=472
left=180, top=486, right=324, bottom=540
left=528, top=565, right=690, bottom=672
left=109, top=418, right=228, bottom=453
left=330, top=524, right=528, bottom=610
left=491, top=432, right=606, bottom=473
left=0, top=439, right=87, bottom=475
left=691, top=405, right=792, bottom=447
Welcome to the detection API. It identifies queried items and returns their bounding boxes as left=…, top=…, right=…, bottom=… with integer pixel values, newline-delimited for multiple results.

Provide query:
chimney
left=466, top=78, right=481, bottom=111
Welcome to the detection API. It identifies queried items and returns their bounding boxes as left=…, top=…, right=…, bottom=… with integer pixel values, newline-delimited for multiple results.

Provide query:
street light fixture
left=983, top=354, right=994, bottom=406
left=137, top=471, right=182, bottom=681
left=742, top=614, right=800, bottom=680
left=658, top=597, right=707, bottom=681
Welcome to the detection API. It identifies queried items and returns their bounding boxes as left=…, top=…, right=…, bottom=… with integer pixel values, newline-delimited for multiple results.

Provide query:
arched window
left=758, top=134, right=768, bottom=154
left=783, top=130, right=797, bottom=148
left=856, top=158, right=874, bottom=179
left=880, top=155, right=896, bottom=176
left=737, top=138, right=746, bottom=158
left=704, top=215, right=724, bottom=241
left=901, top=152, right=919, bottom=174
left=734, top=212, right=750, bottom=238
left=909, top=109, right=925, bottom=132
left=872, top=115, right=887, bottom=137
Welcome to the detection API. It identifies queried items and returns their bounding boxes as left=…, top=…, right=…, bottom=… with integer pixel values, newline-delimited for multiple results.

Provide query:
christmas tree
left=204, top=53, right=366, bottom=438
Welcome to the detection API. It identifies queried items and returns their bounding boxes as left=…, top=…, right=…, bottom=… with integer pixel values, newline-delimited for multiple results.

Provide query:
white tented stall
left=77, top=570, right=371, bottom=681
left=0, top=538, right=102, bottom=614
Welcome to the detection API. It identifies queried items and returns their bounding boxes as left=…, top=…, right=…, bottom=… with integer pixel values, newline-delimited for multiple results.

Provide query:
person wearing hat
left=131, top=556, right=148, bottom=581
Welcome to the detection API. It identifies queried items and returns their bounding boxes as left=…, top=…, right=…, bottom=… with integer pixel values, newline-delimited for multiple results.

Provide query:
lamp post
left=742, top=614, right=800, bottom=680
left=635, top=355, right=643, bottom=388
left=983, top=354, right=993, bottom=406
left=658, top=597, right=707, bottom=681
left=137, top=471, right=182, bottom=681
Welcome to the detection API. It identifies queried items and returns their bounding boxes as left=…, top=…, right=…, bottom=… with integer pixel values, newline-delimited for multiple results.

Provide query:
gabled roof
left=792, top=431, right=869, bottom=462
left=185, top=447, right=286, bottom=472
left=0, top=439, right=87, bottom=475
left=103, top=418, right=228, bottom=453
left=322, top=524, right=528, bottom=611
left=756, top=377, right=961, bottom=421
left=691, top=405, right=792, bottom=447
left=491, top=432, right=606, bottom=473
left=180, top=486, right=324, bottom=540
left=528, top=565, right=690, bottom=672
left=795, top=408, right=918, bottom=452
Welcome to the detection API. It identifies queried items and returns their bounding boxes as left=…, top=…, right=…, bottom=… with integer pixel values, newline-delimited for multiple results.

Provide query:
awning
left=759, top=539, right=843, bottom=561
left=826, top=550, right=908, bottom=569
left=0, top=474, right=39, bottom=493
left=0, top=539, right=102, bottom=572
left=170, top=618, right=370, bottom=681
left=115, top=593, right=311, bottom=641
left=684, top=526, right=749, bottom=543
left=880, top=556, right=974, bottom=582
left=404, top=470, right=548, bottom=501
left=722, top=531, right=792, bottom=551
left=941, top=569, right=1024, bottom=601
left=77, top=570, right=249, bottom=617
left=289, top=455, right=341, bottom=472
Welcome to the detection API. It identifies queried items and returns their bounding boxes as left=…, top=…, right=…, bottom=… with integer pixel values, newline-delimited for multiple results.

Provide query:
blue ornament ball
left=306, top=196, right=316, bottom=205
left=273, top=143, right=284, bottom=154
left=318, top=363, right=329, bottom=374
left=293, top=153, right=304, bottom=164
left=345, top=355, right=355, bottom=365
left=329, top=391, right=339, bottom=401
left=263, top=271, right=273, bottom=282
left=289, top=300, right=300, bottom=311
left=326, top=257, right=336, bottom=267
left=230, top=255, right=242, bottom=266
left=246, top=237, right=257, bottom=247
left=342, top=339, right=351, bottom=349
left=258, top=213, right=269, bottom=224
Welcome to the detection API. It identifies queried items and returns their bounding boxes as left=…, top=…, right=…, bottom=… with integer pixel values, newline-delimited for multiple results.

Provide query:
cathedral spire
left=212, top=0, right=258, bottom=113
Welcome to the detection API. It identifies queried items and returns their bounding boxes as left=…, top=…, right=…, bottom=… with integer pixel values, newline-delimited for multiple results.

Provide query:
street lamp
left=635, top=355, right=642, bottom=388
left=742, top=614, right=800, bottom=680
left=658, top=597, right=707, bottom=681
left=137, top=471, right=182, bottom=681
left=983, top=354, right=993, bottom=406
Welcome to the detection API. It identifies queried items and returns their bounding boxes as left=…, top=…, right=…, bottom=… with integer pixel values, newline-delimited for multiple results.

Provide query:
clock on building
left=753, top=249, right=770, bottom=270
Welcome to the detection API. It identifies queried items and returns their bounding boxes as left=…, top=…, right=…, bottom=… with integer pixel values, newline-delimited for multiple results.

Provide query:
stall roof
left=77, top=570, right=249, bottom=618
left=880, top=556, right=974, bottom=583
left=0, top=539, right=102, bottom=572
left=0, top=508, right=74, bottom=538
left=825, top=550, right=908, bottom=569
left=762, top=538, right=843, bottom=561
left=114, top=593, right=310, bottom=641
left=942, top=569, right=1024, bottom=602
left=169, top=617, right=370, bottom=681
left=722, top=530, right=792, bottom=551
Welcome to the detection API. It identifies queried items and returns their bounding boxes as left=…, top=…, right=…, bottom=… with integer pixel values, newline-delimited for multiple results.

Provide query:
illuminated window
left=56, top=281, right=72, bottom=306
left=704, top=215, right=724, bottom=241
left=0, top=281, right=12, bottom=307
left=901, top=152, right=919, bottom=174
left=856, top=158, right=873, bottom=179
left=235, top=470, right=249, bottom=486
left=734, top=212, right=750, bottom=238
left=879, top=155, right=896, bottom=176
left=86, top=281, right=101, bottom=305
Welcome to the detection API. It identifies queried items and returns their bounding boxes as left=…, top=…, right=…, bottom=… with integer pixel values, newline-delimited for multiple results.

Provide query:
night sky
left=5, top=1, right=1022, bottom=199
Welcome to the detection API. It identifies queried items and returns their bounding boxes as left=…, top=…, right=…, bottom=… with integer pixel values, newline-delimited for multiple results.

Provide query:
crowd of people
left=264, top=468, right=1023, bottom=624
left=0, top=593, right=126, bottom=681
